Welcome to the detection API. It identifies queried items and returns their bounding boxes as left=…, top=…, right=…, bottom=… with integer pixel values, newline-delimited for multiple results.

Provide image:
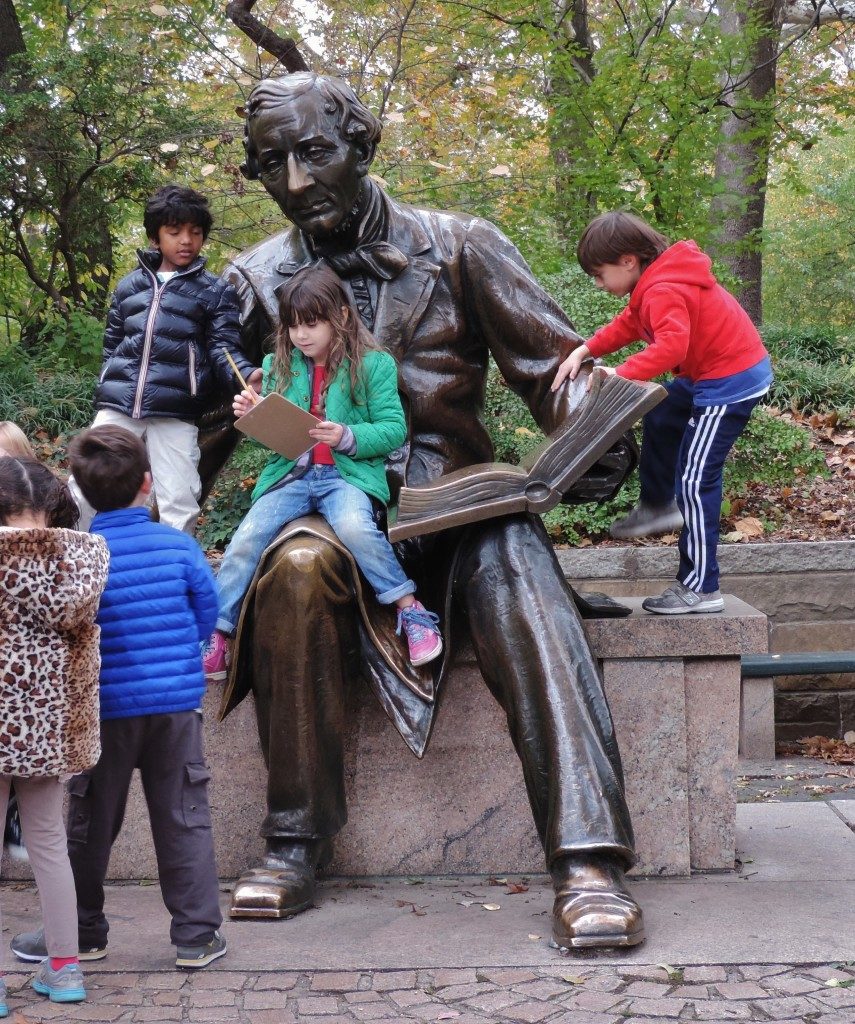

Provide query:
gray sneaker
left=175, top=930, right=227, bottom=969
left=642, top=581, right=724, bottom=615
left=11, top=927, right=107, bottom=963
left=31, top=960, right=86, bottom=1003
left=610, top=500, right=684, bottom=540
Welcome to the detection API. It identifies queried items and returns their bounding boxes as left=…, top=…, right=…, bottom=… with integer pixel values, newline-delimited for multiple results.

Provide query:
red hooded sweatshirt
left=585, top=241, right=768, bottom=383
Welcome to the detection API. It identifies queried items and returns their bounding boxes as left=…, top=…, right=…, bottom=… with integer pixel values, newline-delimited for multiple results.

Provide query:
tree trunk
left=0, top=0, right=25, bottom=78
left=709, top=0, right=785, bottom=324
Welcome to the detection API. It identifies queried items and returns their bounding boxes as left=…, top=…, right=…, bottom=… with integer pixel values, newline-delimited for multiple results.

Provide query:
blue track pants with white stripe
left=637, top=376, right=761, bottom=594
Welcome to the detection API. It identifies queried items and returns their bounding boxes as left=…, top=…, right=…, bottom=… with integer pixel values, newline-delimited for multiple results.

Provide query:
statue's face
left=250, top=92, right=368, bottom=238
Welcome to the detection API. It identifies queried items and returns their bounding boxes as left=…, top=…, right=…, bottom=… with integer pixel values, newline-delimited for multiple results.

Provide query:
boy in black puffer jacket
left=71, top=185, right=261, bottom=534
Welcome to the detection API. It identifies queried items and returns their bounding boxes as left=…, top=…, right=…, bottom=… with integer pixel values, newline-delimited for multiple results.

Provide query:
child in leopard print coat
left=0, top=457, right=109, bottom=1012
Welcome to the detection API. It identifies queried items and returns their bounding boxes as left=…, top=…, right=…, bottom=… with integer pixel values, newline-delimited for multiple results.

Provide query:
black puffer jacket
left=94, top=250, right=258, bottom=421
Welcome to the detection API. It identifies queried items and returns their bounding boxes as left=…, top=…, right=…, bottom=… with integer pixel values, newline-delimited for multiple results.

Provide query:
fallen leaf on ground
left=505, top=883, right=529, bottom=894
left=395, top=900, right=427, bottom=916
left=733, top=516, right=765, bottom=537
left=482, top=903, right=501, bottom=911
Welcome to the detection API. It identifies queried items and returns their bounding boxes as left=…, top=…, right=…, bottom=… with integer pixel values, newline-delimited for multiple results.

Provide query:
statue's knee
left=264, top=537, right=346, bottom=602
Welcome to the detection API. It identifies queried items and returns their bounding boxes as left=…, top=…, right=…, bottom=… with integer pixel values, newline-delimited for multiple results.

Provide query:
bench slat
left=741, top=651, right=855, bottom=678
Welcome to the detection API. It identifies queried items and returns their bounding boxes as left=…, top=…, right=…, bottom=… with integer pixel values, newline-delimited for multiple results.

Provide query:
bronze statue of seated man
left=205, top=71, right=645, bottom=951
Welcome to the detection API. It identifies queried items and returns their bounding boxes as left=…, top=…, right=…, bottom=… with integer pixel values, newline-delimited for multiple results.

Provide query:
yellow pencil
left=224, top=351, right=259, bottom=405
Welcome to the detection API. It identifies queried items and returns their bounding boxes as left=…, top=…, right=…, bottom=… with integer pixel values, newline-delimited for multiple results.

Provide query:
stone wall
left=558, top=540, right=855, bottom=743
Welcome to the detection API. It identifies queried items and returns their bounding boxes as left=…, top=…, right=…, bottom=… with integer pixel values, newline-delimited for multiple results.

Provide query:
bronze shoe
left=229, top=840, right=319, bottom=920
left=551, top=854, right=645, bottom=950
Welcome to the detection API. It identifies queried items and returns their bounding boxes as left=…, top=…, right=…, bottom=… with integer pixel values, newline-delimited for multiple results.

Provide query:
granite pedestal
left=2, top=598, right=767, bottom=881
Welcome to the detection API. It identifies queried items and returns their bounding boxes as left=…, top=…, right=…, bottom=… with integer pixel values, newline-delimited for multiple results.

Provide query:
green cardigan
left=251, top=348, right=406, bottom=505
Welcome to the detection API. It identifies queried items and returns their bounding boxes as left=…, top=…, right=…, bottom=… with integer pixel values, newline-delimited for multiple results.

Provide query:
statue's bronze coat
left=210, top=75, right=640, bottom=876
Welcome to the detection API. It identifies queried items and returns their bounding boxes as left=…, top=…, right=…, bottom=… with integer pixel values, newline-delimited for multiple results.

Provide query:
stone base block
left=2, top=597, right=766, bottom=882
left=740, top=677, right=776, bottom=758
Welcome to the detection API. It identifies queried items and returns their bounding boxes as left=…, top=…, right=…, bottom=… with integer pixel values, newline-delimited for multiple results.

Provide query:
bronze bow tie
left=324, top=242, right=409, bottom=281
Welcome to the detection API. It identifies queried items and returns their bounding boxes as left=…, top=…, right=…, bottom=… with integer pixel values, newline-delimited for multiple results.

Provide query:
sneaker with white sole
left=11, top=927, right=106, bottom=963
left=175, top=930, right=227, bottom=969
left=642, top=581, right=724, bottom=615
left=32, top=960, right=86, bottom=1003
left=202, top=631, right=230, bottom=682
left=610, top=500, right=684, bottom=540
left=396, top=600, right=443, bottom=667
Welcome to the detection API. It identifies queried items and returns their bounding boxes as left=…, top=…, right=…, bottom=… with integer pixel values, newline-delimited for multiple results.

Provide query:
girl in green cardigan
left=204, top=264, right=442, bottom=676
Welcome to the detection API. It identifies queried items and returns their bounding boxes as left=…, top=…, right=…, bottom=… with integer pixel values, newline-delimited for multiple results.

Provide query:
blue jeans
left=216, top=465, right=414, bottom=634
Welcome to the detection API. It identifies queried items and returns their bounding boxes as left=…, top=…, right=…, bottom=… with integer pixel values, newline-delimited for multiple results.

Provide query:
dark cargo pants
left=67, top=711, right=222, bottom=947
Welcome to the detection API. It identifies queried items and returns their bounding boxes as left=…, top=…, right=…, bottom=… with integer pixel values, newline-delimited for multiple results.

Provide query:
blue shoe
left=0, top=977, right=8, bottom=1018
left=31, top=960, right=86, bottom=1003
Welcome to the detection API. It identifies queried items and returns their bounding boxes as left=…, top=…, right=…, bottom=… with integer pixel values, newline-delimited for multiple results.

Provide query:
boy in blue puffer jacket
left=11, top=425, right=227, bottom=971
left=71, top=184, right=261, bottom=535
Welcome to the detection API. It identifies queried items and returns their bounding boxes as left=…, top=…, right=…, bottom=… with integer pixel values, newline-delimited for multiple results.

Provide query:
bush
left=197, top=439, right=270, bottom=550
left=540, top=264, right=625, bottom=336
left=0, top=347, right=94, bottom=439
left=760, top=325, right=855, bottom=414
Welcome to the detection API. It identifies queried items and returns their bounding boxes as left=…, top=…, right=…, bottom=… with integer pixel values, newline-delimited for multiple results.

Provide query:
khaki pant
left=70, top=409, right=201, bottom=534
left=0, top=775, right=78, bottom=957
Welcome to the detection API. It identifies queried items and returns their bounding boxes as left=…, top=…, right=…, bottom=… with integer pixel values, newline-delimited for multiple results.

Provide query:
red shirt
left=585, top=241, right=768, bottom=383
left=310, top=365, right=335, bottom=465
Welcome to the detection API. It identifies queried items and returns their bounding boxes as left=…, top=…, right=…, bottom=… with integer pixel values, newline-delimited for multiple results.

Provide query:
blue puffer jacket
left=94, top=250, right=258, bottom=421
left=91, top=506, right=218, bottom=719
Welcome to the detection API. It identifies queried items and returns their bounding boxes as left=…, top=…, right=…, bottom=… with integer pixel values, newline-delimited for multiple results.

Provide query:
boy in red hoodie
left=552, top=211, right=772, bottom=614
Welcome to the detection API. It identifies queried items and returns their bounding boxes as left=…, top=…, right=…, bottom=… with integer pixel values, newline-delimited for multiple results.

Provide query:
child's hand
left=309, top=420, right=345, bottom=447
left=550, top=344, right=592, bottom=392
left=247, top=368, right=263, bottom=393
left=233, top=389, right=257, bottom=418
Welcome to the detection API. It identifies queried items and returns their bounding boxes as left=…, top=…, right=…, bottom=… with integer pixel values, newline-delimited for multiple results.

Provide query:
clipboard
left=234, top=393, right=319, bottom=460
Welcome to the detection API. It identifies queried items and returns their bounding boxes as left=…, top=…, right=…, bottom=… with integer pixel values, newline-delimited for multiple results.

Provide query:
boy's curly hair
left=144, top=184, right=213, bottom=241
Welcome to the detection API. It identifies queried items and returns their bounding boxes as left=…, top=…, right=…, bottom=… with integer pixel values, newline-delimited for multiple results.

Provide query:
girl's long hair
left=273, top=263, right=381, bottom=401
left=0, top=457, right=78, bottom=527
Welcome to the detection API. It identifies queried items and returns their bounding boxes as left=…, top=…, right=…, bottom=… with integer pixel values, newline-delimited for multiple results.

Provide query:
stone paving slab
left=3, top=871, right=855, bottom=976
left=734, top=802, right=855, bottom=881
left=3, top=961, right=855, bottom=1023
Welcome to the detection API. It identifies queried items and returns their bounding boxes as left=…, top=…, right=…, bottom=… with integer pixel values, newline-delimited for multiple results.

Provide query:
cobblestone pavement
left=3, top=961, right=855, bottom=1023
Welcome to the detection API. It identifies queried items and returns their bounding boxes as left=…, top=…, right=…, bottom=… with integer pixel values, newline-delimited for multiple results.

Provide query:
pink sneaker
left=396, top=600, right=443, bottom=667
left=202, top=631, right=230, bottom=681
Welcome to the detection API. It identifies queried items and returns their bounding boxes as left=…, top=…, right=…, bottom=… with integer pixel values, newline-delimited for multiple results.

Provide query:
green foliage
left=760, top=325, right=855, bottom=413
left=540, top=265, right=625, bottom=337
left=0, top=347, right=93, bottom=437
left=37, top=310, right=105, bottom=374
left=768, top=360, right=855, bottom=414
left=764, top=124, right=855, bottom=328
left=0, top=0, right=225, bottom=347
left=197, top=440, right=270, bottom=550
left=725, top=409, right=827, bottom=493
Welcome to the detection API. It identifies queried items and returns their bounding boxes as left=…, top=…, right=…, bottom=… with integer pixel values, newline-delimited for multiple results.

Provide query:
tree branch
left=225, top=0, right=310, bottom=71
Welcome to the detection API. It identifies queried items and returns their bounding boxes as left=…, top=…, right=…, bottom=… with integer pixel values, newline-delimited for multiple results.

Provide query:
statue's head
left=242, top=73, right=382, bottom=239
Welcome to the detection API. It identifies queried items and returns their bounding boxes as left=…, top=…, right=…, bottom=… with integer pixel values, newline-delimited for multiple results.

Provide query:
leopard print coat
left=0, top=528, right=109, bottom=777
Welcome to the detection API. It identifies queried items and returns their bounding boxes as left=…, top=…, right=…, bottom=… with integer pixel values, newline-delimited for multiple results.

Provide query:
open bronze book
left=387, top=370, right=665, bottom=542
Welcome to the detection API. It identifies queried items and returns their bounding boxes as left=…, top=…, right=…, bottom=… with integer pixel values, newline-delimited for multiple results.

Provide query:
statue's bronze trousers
left=249, top=515, right=636, bottom=869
